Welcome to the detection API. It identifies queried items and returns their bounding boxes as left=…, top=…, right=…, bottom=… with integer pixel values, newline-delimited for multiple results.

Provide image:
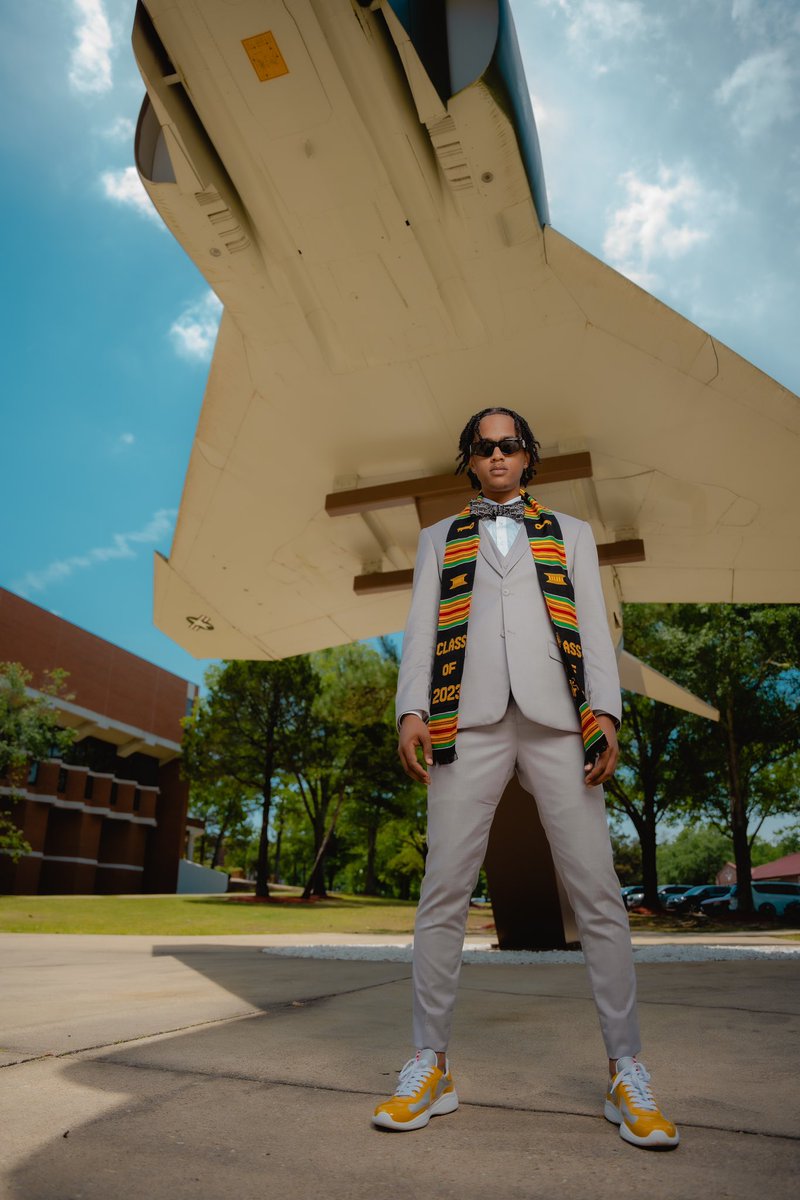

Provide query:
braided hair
left=455, top=407, right=541, bottom=489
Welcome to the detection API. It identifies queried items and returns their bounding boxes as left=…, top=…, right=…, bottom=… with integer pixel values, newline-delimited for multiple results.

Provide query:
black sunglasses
left=471, top=436, right=526, bottom=457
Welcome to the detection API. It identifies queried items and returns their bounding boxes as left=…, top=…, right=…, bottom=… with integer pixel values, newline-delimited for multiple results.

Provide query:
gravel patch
left=261, top=943, right=800, bottom=965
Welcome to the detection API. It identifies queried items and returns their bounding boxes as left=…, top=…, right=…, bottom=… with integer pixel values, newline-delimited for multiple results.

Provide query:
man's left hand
left=584, top=715, right=618, bottom=787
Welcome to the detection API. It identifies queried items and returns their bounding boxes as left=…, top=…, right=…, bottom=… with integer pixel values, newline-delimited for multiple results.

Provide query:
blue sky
left=1, top=0, right=799, bottom=690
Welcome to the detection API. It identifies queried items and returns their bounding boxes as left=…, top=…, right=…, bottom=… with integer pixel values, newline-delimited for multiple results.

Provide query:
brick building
left=0, top=589, right=198, bottom=895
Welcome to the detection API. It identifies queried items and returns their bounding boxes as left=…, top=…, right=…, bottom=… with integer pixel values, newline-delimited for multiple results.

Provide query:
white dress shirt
left=482, top=495, right=523, bottom=555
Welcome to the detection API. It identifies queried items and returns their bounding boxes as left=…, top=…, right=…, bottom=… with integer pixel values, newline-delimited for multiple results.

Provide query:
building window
left=133, top=789, right=141, bottom=812
left=67, top=737, right=116, bottom=775
left=57, top=768, right=68, bottom=794
left=84, top=774, right=94, bottom=800
left=124, top=752, right=159, bottom=787
left=28, top=761, right=39, bottom=786
left=109, top=782, right=118, bottom=807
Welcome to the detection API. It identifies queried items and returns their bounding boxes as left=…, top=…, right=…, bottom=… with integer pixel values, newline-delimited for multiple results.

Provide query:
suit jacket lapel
left=477, top=522, right=504, bottom=576
left=504, top=523, right=530, bottom=573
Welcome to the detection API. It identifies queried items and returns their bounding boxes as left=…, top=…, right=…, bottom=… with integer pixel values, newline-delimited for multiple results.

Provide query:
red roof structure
left=718, top=852, right=800, bottom=886
left=752, top=852, right=800, bottom=882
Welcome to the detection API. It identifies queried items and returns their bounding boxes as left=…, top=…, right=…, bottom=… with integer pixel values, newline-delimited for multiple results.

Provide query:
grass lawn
left=0, top=893, right=795, bottom=938
left=0, top=891, right=496, bottom=937
left=627, top=911, right=799, bottom=937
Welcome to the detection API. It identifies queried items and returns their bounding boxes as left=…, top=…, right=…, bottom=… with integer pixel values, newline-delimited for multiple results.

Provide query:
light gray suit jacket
left=395, top=510, right=622, bottom=732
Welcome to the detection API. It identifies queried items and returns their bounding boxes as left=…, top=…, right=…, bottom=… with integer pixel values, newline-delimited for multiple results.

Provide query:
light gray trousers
left=412, top=700, right=641, bottom=1059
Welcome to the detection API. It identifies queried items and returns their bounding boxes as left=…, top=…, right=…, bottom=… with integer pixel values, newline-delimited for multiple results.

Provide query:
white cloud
left=541, top=0, right=649, bottom=42
left=68, top=0, right=113, bottom=95
left=102, top=116, right=136, bottom=142
left=715, top=48, right=797, bottom=139
left=603, top=167, right=712, bottom=287
left=100, top=166, right=159, bottom=222
left=119, top=432, right=135, bottom=446
left=785, top=146, right=800, bottom=209
left=731, top=0, right=800, bottom=42
left=530, top=91, right=573, bottom=141
left=169, top=291, right=223, bottom=361
left=731, top=0, right=760, bottom=31
left=12, top=509, right=177, bottom=597
left=687, top=271, right=784, bottom=331
left=530, top=93, right=552, bottom=131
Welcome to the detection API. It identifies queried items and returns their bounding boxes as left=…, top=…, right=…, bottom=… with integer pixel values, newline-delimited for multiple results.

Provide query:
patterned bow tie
left=469, top=499, right=526, bottom=522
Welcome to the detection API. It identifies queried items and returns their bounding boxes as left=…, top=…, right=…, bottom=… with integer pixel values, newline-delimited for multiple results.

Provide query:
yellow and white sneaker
left=372, top=1048, right=459, bottom=1131
left=605, top=1057, right=679, bottom=1149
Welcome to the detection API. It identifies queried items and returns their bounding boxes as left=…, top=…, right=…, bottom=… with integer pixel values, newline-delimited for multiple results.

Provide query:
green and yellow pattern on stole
left=428, top=493, right=608, bottom=766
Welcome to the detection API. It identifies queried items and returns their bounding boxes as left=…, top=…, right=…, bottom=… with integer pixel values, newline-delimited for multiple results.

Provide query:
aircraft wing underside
left=131, top=0, right=799, bottom=664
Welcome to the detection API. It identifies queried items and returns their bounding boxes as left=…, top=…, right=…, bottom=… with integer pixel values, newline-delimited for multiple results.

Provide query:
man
left=372, top=407, right=678, bottom=1150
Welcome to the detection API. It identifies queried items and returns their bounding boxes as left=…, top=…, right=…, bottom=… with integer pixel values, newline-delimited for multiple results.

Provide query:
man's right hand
left=398, top=714, right=434, bottom=785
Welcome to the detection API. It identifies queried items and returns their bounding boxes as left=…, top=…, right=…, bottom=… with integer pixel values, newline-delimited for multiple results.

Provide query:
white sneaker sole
left=372, top=1089, right=459, bottom=1132
left=604, top=1099, right=680, bottom=1148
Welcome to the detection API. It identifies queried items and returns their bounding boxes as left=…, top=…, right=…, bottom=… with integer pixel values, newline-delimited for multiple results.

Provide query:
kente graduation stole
left=428, top=492, right=609, bottom=766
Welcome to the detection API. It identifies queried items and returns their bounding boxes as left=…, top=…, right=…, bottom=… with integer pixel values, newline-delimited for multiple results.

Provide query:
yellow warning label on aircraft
left=242, top=31, right=289, bottom=81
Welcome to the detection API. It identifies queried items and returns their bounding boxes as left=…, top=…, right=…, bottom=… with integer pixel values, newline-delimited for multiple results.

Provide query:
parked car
left=657, top=884, right=693, bottom=900
left=621, top=883, right=691, bottom=910
left=700, top=886, right=736, bottom=916
left=621, top=885, right=644, bottom=909
left=731, top=881, right=800, bottom=917
left=701, top=882, right=800, bottom=918
left=665, top=885, right=731, bottom=913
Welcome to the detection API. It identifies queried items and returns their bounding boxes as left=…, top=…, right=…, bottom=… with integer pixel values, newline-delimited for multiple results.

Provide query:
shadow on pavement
left=5, top=951, right=800, bottom=1199
left=149, top=942, right=411, bottom=1013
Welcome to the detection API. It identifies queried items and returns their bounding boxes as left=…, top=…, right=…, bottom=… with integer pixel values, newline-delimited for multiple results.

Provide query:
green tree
left=379, top=812, right=427, bottom=899
left=290, top=643, right=399, bottom=899
left=188, top=778, right=258, bottom=868
left=656, top=825, right=734, bottom=885
left=606, top=691, right=688, bottom=907
left=270, top=787, right=292, bottom=884
left=290, top=719, right=349, bottom=899
left=664, top=605, right=800, bottom=913
left=604, top=605, right=700, bottom=909
left=771, top=824, right=800, bottom=856
left=340, top=719, right=415, bottom=894
left=609, top=826, right=642, bottom=886
left=0, top=663, right=74, bottom=861
left=181, top=658, right=316, bottom=898
left=218, top=826, right=262, bottom=879
left=272, top=789, right=314, bottom=885
left=656, top=822, right=797, bottom=886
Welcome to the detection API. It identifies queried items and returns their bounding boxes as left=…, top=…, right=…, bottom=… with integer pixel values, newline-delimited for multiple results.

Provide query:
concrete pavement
left=1, top=933, right=799, bottom=1199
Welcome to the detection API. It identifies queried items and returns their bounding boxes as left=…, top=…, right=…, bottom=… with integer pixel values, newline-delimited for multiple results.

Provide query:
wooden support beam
left=353, top=568, right=414, bottom=596
left=353, top=538, right=645, bottom=594
left=326, top=452, right=593, bottom=518
left=597, top=538, right=645, bottom=567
